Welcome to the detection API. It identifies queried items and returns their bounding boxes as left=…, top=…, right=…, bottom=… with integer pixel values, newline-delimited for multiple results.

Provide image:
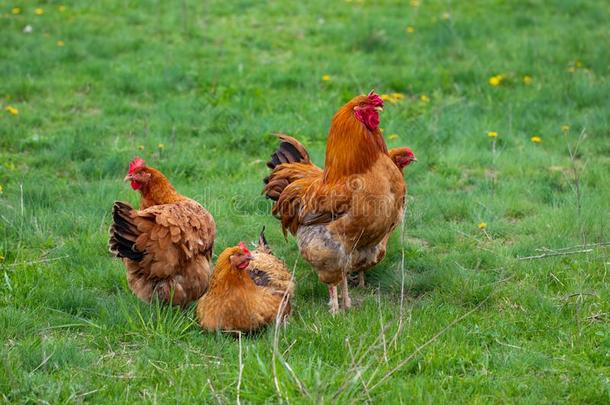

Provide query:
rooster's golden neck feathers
left=323, top=96, right=388, bottom=183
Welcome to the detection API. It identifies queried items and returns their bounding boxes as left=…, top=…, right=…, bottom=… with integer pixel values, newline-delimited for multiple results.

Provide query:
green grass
left=1, top=0, right=609, bottom=402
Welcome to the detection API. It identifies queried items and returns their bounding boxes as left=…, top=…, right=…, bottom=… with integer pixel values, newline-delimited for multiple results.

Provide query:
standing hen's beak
left=123, top=174, right=132, bottom=182
left=245, top=254, right=255, bottom=261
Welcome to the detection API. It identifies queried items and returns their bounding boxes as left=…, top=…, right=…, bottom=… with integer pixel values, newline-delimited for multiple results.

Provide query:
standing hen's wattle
left=108, top=157, right=215, bottom=305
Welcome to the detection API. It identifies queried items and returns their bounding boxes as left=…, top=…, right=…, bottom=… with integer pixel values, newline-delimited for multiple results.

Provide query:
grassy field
left=1, top=0, right=609, bottom=402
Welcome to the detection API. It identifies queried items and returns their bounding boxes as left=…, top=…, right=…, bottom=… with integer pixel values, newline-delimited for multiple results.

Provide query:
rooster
left=108, top=157, right=215, bottom=306
left=197, top=230, right=294, bottom=333
left=263, top=91, right=408, bottom=313
left=266, top=136, right=417, bottom=288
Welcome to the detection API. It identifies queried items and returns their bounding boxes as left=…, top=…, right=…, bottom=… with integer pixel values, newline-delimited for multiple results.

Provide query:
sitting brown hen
left=197, top=230, right=294, bottom=333
left=108, top=157, right=215, bottom=305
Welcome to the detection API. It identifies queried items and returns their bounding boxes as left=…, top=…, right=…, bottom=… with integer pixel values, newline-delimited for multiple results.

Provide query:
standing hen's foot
left=328, top=285, right=339, bottom=315
left=340, top=275, right=352, bottom=309
left=357, top=271, right=365, bottom=288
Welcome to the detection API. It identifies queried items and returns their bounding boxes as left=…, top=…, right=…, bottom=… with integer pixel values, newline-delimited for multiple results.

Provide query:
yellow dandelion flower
left=575, top=60, right=583, bottom=68
left=388, top=134, right=399, bottom=140
left=522, top=75, right=533, bottom=85
left=5, top=106, right=19, bottom=115
left=406, top=26, right=415, bottom=33
left=0, top=185, right=3, bottom=194
left=487, top=131, right=497, bottom=138
left=561, top=125, right=570, bottom=133
left=58, top=5, right=66, bottom=12
left=0, top=255, right=4, bottom=262
left=530, top=136, right=542, bottom=143
left=138, top=145, right=145, bottom=151
left=157, top=143, right=165, bottom=150
left=379, top=127, right=384, bottom=133
left=321, top=74, right=331, bottom=82
left=381, top=93, right=405, bottom=104
left=56, top=40, right=65, bottom=47
left=34, top=8, right=44, bottom=15
left=11, top=7, right=21, bottom=14
left=478, top=222, right=487, bottom=230
left=488, top=75, right=503, bottom=86
left=420, top=95, right=430, bottom=103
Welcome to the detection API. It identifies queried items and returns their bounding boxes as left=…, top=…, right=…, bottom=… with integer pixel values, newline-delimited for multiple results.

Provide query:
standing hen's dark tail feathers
left=263, top=133, right=311, bottom=202
left=108, top=201, right=144, bottom=261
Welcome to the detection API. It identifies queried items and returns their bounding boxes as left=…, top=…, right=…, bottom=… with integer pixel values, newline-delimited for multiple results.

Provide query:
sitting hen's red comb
left=128, top=157, right=145, bottom=174
left=238, top=241, right=251, bottom=255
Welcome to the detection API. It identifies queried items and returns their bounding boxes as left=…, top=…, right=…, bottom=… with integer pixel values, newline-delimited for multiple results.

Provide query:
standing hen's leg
left=340, top=275, right=352, bottom=309
left=357, top=271, right=365, bottom=288
left=328, top=285, right=339, bottom=315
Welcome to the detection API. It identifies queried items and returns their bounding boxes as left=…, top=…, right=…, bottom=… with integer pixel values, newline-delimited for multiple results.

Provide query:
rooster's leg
left=328, top=284, right=339, bottom=315
left=340, top=275, right=352, bottom=309
left=357, top=271, right=365, bottom=288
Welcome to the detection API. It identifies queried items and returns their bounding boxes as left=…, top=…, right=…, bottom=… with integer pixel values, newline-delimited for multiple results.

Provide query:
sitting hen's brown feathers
left=109, top=157, right=215, bottom=306
left=197, top=232, right=294, bottom=333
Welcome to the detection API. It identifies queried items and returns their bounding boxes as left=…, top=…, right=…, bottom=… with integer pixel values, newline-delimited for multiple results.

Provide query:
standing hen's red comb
left=238, top=241, right=251, bottom=255
left=128, top=157, right=145, bottom=174
left=368, top=90, right=384, bottom=107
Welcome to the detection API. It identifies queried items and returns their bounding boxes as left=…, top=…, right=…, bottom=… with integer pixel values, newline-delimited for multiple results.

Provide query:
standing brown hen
left=351, top=146, right=417, bottom=287
left=108, top=157, right=215, bottom=305
left=197, top=230, right=294, bottom=333
left=263, top=91, right=407, bottom=313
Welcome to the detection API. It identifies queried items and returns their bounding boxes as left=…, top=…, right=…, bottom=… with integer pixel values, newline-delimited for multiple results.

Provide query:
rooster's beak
left=374, top=106, right=384, bottom=112
left=411, top=156, right=418, bottom=162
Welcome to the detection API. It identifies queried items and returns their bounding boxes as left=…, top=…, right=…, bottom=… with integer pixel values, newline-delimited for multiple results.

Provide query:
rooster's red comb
left=128, top=157, right=145, bottom=174
left=368, top=90, right=384, bottom=107
left=238, top=241, right=251, bottom=255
